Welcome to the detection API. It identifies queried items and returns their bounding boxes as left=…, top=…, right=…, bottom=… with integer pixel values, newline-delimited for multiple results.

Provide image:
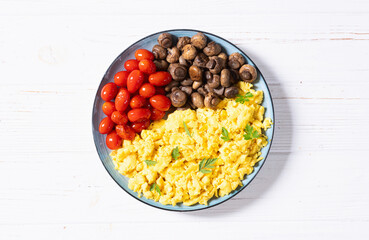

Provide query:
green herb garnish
left=243, top=124, right=259, bottom=140
left=220, top=127, right=230, bottom=141
left=172, top=146, right=180, bottom=160
left=198, top=158, right=218, bottom=174
left=150, top=183, right=161, bottom=195
left=183, top=121, right=192, bottom=137
left=144, top=160, right=157, bottom=166
left=235, top=92, right=253, bottom=104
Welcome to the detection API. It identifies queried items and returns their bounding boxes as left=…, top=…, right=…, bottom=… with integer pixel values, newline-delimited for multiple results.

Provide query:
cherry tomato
left=111, top=111, right=128, bottom=125
left=114, top=71, right=129, bottom=87
left=101, top=82, right=118, bottom=101
left=149, top=71, right=172, bottom=86
left=116, top=124, right=136, bottom=141
left=139, top=83, right=156, bottom=98
left=131, top=119, right=151, bottom=133
left=124, top=59, right=139, bottom=72
left=102, top=101, right=116, bottom=116
left=135, top=49, right=154, bottom=61
left=150, top=108, right=165, bottom=120
left=115, top=88, right=130, bottom=112
left=99, top=117, right=115, bottom=134
left=127, top=108, right=151, bottom=122
left=130, top=95, right=147, bottom=109
left=139, top=59, right=156, bottom=74
left=127, top=70, right=145, bottom=93
left=149, top=95, right=171, bottom=111
left=155, top=87, right=166, bottom=95
left=106, top=130, right=122, bottom=150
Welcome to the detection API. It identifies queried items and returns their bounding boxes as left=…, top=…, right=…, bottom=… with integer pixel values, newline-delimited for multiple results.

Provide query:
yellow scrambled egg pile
left=111, top=82, right=272, bottom=206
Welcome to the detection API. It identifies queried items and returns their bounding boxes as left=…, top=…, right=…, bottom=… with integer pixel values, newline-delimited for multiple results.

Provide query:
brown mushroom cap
left=197, top=87, right=207, bottom=96
left=239, top=64, right=257, bottom=82
left=204, top=92, right=220, bottom=108
left=153, top=60, right=169, bottom=71
left=204, top=71, right=213, bottom=81
left=177, top=36, right=191, bottom=51
left=166, top=47, right=180, bottom=63
left=219, top=57, right=227, bottom=69
left=179, top=86, right=193, bottom=95
left=204, top=84, right=214, bottom=93
left=189, top=65, right=203, bottom=81
left=164, top=81, right=180, bottom=92
left=188, top=99, right=196, bottom=109
left=191, top=92, right=205, bottom=108
left=224, top=86, right=239, bottom=98
left=230, top=69, right=240, bottom=83
left=158, top=33, right=173, bottom=48
left=168, top=63, right=187, bottom=81
left=218, top=52, right=228, bottom=62
left=152, top=45, right=167, bottom=60
left=193, top=53, right=209, bottom=68
left=170, top=90, right=187, bottom=107
left=171, top=87, right=180, bottom=93
left=191, top=32, right=207, bottom=49
left=192, top=80, right=202, bottom=90
left=213, top=86, right=225, bottom=96
left=207, top=74, right=220, bottom=89
left=203, top=41, right=222, bottom=56
left=228, top=52, right=246, bottom=69
left=220, top=69, right=232, bottom=87
left=206, top=56, right=224, bottom=74
left=182, top=44, right=197, bottom=60
left=178, top=55, right=189, bottom=67
left=181, top=78, right=193, bottom=86
left=159, top=34, right=247, bottom=110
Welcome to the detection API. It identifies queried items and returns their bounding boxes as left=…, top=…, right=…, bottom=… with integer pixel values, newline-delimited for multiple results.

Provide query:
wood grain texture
left=0, top=0, right=369, bottom=239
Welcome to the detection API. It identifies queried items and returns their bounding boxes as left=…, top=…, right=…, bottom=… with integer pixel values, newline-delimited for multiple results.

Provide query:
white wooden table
left=1, top=0, right=369, bottom=239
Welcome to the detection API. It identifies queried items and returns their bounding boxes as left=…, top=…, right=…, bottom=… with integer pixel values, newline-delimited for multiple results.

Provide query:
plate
left=92, top=29, right=275, bottom=211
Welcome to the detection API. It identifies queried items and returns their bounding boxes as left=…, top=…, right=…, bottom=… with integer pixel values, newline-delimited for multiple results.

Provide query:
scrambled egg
left=110, top=82, right=272, bottom=206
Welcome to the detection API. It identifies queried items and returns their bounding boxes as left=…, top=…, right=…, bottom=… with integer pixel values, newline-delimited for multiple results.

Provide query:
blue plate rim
left=92, top=29, right=275, bottom=212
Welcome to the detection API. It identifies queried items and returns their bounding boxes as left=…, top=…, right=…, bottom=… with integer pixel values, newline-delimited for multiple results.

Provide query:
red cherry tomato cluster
left=99, top=49, right=172, bottom=150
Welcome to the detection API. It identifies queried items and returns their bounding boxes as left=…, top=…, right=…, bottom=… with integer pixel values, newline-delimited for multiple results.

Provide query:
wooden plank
left=1, top=222, right=368, bottom=240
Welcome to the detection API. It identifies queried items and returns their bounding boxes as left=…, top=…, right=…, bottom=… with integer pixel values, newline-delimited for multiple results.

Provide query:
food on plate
left=102, top=101, right=116, bottom=116
left=98, top=48, right=172, bottom=149
left=116, top=124, right=135, bottom=141
left=148, top=71, right=172, bottom=86
left=98, top=32, right=264, bottom=151
left=100, top=82, right=118, bottom=101
left=149, top=95, right=171, bottom=112
left=114, top=71, right=129, bottom=87
left=150, top=108, right=165, bottom=121
left=106, top=130, right=123, bottom=150
left=151, top=32, right=258, bottom=110
left=124, top=59, right=139, bottom=72
left=239, top=64, right=258, bottom=82
left=127, top=70, right=145, bottom=93
left=111, top=111, right=128, bottom=125
left=134, top=49, right=154, bottom=61
left=127, top=108, right=151, bottom=122
left=139, top=83, right=156, bottom=98
left=157, top=33, right=173, bottom=48
left=99, top=117, right=115, bottom=134
left=97, top=32, right=271, bottom=207
left=110, top=82, right=272, bottom=206
left=114, top=88, right=130, bottom=112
